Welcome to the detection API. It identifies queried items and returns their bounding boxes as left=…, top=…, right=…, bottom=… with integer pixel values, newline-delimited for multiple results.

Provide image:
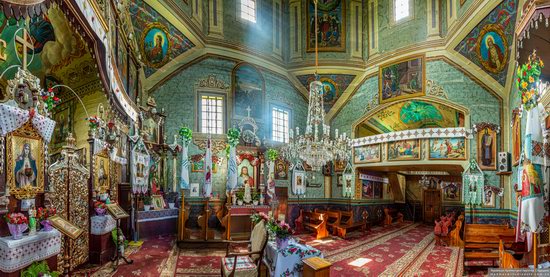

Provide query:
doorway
left=423, top=189, right=442, bottom=224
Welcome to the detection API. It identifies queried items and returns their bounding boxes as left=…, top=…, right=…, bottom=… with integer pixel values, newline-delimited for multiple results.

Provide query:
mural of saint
left=233, top=64, right=264, bottom=120
left=142, top=116, right=157, bottom=142
left=14, top=143, right=37, bottom=188
left=141, top=23, right=170, bottom=68
left=97, top=159, right=108, bottom=191
left=477, top=25, right=508, bottom=74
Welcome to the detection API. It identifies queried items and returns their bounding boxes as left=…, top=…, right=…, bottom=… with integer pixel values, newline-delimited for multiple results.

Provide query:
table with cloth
left=263, top=238, right=323, bottom=276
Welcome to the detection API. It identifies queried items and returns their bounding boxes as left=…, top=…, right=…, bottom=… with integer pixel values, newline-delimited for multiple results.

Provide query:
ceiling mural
left=129, top=0, right=195, bottom=78
left=454, top=0, right=518, bottom=86
left=357, top=100, right=465, bottom=136
left=296, top=74, right=355, bottom=112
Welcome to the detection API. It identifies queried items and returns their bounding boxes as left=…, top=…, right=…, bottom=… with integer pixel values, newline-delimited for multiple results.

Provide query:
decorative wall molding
left=426, top=80, right=449, bottom=99
left=197, top=75, right=228, bottom=90
left=351, top=127, right=474, bottom=147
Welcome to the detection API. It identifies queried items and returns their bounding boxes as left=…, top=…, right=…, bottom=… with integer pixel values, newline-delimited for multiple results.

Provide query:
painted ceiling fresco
left=129, top=0, right=195, bottom=78
left=296, top=74, right=355, bottom=112
left=454, top=0, right=518, bottom=86
left=357, top=100, right=465, bottom=136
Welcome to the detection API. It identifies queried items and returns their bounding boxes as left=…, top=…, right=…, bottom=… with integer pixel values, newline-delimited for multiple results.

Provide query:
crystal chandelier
left=281, top=0, right=350, bottom=171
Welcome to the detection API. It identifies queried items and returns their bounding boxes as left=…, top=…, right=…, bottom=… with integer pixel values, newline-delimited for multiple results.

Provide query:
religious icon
left=140, top=23, right=171, bottom=68
left=483, top=189, right=495, bottom=208
left=94, top=155, right=110, bottom=193
left=49, top=215, right=84, bottom=240
left=142, top=114, right=158, bottom=143
left=443, top=182, right=461, bottom=202
left=190, top=183, right=200, bottom=197
left=274, top=159, right=288, bottom=180
left=362, top=180, right=374, bottom=199
left=337, top=174, right=343, bottom=187
left=306, top=0, right=346, bottom=52
left=477, top=128, right=497, bottom=170
left=14, top=142, right=38, bottom=188
left=52, top=104, right=73, bottom=150
left=379, top=56, right=425, bottom=103
left=238, top=163, right=255, bottom=188
left=476, top=24, right=508, bottom=74
left=353, top=144, right=381, bottom=163
left=387, top=140, right=421, bottom=161
left=428, top=138, right=467, bottom=160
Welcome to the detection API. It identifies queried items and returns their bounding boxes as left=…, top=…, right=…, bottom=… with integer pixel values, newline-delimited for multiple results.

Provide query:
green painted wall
left=377, top=0, right=428, bottom=53
left=149, top=57, right=314, bottom=198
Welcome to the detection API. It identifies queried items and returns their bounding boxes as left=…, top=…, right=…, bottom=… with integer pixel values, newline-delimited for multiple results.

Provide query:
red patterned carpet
left=82, top=223, right=464, bottom=276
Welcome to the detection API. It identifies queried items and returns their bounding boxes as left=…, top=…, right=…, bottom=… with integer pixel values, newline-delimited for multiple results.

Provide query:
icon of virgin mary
left=14, top=142, right=37, bottom=188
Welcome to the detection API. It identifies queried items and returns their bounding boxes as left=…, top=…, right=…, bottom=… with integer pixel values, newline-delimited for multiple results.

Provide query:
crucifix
left=246, top=106, right=251, bottom=118
left=15, top=28, right=34, bottom=70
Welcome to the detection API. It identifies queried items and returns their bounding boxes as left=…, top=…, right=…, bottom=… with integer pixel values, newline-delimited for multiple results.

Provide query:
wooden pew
left=295, top=210, right=329, bottom=240
left=449, top=213, right=464, bottom=247
left=463, top=224, right=515, bottom=267
left=499, top=239, right=523, bottom=268
left=383, top=208, right=403, bottom=226
left=314, top=209, right=341, bottom=233
left=333, top=210, right=368, bottom=239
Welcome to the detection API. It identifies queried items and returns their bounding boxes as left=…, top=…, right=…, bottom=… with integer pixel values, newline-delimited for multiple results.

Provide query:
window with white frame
left=199, top=94, right=225, bottom=134
left=394, top=0, right=411, bottom=22
left=272, top=106, right=289, bottom=143
left=240, top=0, right=257, bottom=23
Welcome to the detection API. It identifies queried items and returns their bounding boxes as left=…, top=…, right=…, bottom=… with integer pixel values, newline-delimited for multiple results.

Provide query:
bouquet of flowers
left=516, top=50, right=544, bottom=110
left=37, top=207, right=56, bottom=221
left=4, top=212, right=28, bottom=225
left=250, top=212, right=270, bottom=225
left=266, top=219, right=294, bottom=240
left=42, top=88, right=61, bottom=112
left=94, top=201, right=107, bottom=216
left=86, top=116, right=101, bottom=129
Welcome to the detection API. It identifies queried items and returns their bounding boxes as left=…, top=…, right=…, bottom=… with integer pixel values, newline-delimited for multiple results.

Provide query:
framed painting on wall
left=274, top=158, right=288, bottom=180
left=379, top=55, right=425, bottom=104
left=190, top=183, right=200, bottom=197
left=477, top=128, right=497, bottom=170
left=336, top=174, right=343, bottom=187
left=94, top=154, right=110, bottom=194
left=334, top=158, right=346, bottom=172
left=386, top=140, right=421, bottom=161
left=306, top=0, right=346, bottom=52
left=361, top=179, right=374, bottom=199
left=483, top=189, right=496, bottom=208
left=443, top=182, right=461, bottom=202
left=353, top=144, right=381, bottom=164
left=512, top=110, right=521, bottom=166
left=373, top=182, right=382, bottom=199
left=51, top=103, right=73, bottom=150
left=140, top=22, right=171, bottom=69
left=428, top=138, right=467, bottom=160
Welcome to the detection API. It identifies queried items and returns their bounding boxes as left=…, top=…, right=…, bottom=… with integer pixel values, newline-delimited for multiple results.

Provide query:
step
left=464, top=252, right=499, bottom=260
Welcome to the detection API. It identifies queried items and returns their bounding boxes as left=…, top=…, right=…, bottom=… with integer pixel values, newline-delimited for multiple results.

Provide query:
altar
left=0, top=230, right=62, bottom=275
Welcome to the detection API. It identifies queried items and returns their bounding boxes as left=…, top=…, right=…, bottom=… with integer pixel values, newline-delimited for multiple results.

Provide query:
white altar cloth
left=0, top=229, right=62, bottom=273
left=90, top=215, right=116, bottom=235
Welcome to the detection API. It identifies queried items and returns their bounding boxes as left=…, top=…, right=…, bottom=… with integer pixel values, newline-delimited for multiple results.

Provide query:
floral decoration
left=250, top=212, right=270, bottom=225
left=87, top=116, right=101, bottom=129
left=4, top=212, right=28, bottom=225
left=42, top=88, right=61, bottom=112
left=516, top=50, right=544, bottom=110
left=266, top=219, right=294, bottom=240
left=37, top=207, right=56, bottom=221
left=94, top=201, right=107, bottom=210
left=267, top=149, right=279, bottom=162
left=227, top=128, right=241, bottom=147
left=179, top=127, right=192, bottom=146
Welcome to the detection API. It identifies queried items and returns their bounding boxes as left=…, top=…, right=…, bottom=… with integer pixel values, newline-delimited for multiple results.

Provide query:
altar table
left=0, top=229, right=62, bottom=273
left=263, top=238, right=323, bottom=277
left=137, top=208, right=179, bottom=238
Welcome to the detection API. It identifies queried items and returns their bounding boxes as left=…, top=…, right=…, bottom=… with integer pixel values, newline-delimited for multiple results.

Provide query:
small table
left=263, top=238, right=323, bottom=277
left=0, top=230, right=62, bottom=274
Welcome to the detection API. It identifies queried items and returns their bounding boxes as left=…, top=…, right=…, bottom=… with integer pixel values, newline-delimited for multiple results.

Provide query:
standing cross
left=15, top=28, right=34, bottom=70
left=246, top=106, right=251, bottom=117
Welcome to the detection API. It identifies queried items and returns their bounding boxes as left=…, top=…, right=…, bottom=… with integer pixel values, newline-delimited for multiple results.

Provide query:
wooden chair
left=221, top=221, right=268, bottom=277
left=463, top=224, right=515, bottom=267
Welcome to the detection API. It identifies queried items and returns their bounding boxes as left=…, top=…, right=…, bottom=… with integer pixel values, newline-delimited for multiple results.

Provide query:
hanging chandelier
left=282, top=0, right=350, bottom=171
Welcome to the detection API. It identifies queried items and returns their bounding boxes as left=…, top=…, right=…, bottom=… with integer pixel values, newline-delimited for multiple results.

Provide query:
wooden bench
left=295, top=210, right=329, bottom=239
left=463, top=224, right=515, bottom=267
left=333, top=210, right=368, bottom=239
left=314, top=209, right=341, bottom=232
left=383, top=208, right=403, bottom=226
left=449, top=213, right=464, bottom=247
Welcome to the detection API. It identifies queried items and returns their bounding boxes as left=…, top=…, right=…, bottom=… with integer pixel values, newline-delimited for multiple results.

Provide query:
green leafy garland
left=179, top=127, right=193, bottom=146
left=21, top=261, right=60, bottom=277
left=227, top=128, right=240, bottom=147
left=516, top=51, right=544, bottom=110
left=267, top=148, right=279, bottom=161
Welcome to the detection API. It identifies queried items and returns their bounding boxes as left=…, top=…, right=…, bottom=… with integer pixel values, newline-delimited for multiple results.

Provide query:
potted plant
left=236, top=191, right=244, bottom=206
left=4, top=212, right=28, bottom=240
left=252, top=191, right=259, bottom=206
left=143, top=195, right=152, bottom=211
left=94, top=201, right=107, bottom=216
left=267, top=219, right=294, bottom=249
left=37, top=207, right=56, bottom=231
left=165, top=192, right=178, bottom=209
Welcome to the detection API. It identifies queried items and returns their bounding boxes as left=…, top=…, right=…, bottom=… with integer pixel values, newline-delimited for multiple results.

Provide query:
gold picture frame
left=94, top=152, right=110, bottom=194
left=6, top=122, right=45, bottom=199
left=353, top=144, right=382, bottom=164
left=49, top=215, right=84, bottom=240
left=106, top=203, right=129, bottom=219
left=386, top=139, right=422, bottom=161
left=477, top=128, right=497, bottom=171
left=512, top=110, right=521, bottom=166
left=379, top=55, right=426, bottom=104
left=151, top=195, right=165, bottom=210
